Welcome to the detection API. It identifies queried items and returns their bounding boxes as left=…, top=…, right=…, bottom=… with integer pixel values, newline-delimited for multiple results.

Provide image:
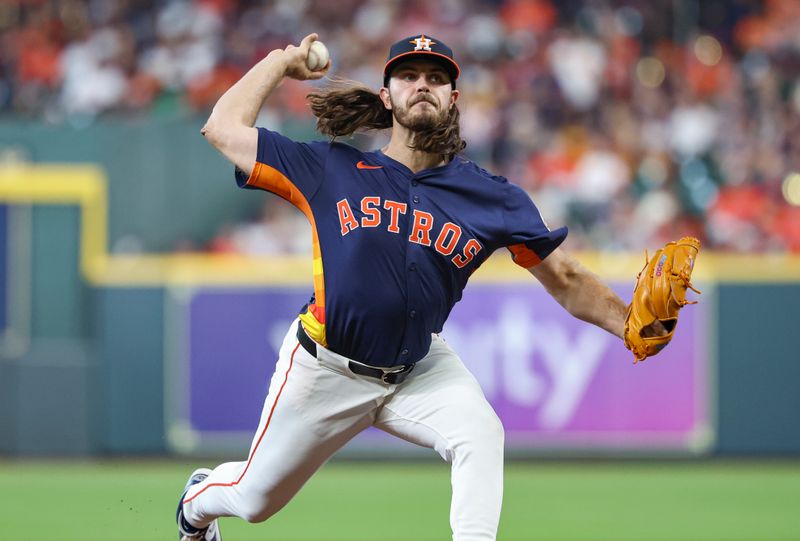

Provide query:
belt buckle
left=381, top=364, right=413, bottom=384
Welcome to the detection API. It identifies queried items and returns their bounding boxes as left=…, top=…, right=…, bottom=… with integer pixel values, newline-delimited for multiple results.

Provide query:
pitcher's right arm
left=201, top=33, right=330, bottom=175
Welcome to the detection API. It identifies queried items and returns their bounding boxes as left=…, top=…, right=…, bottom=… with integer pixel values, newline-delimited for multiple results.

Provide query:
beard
left=391, top=93, right=449, bottom=131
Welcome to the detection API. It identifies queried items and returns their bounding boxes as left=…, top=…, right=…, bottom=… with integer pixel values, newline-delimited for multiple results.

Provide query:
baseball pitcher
left=175, top=33, right=699, bottom=541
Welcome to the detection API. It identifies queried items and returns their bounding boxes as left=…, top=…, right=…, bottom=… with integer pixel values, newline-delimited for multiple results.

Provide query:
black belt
left=296, top=324, right=415, bottom=384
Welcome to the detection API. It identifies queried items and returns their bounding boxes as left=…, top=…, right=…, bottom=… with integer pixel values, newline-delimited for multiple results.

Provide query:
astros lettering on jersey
left=236, top=129, right=567, bottom=367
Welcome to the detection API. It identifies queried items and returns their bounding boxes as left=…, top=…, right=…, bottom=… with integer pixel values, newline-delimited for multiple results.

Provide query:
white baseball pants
left=182, top=319, right=504, bottom=541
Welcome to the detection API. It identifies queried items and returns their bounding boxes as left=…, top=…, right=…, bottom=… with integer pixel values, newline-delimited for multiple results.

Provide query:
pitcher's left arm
left=527, top=248, right=627, bottom=339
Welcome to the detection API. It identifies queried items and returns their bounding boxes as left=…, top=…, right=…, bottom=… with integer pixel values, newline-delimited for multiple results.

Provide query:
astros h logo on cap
left=383, top=34, right=460, bottom=88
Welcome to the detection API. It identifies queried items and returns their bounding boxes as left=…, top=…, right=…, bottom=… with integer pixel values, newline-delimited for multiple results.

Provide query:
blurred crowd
left=2, top=0, right=799, bottom=253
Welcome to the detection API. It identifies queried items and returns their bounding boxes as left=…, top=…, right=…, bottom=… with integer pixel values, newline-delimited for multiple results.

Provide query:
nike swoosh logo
left=356, top=161, right=383, bottom=170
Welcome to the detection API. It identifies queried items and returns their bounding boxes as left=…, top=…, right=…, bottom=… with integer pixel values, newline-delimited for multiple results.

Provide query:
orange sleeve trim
left=247, top=162, right=307, bottom=210
left=247, top=162, right=326, bottom=314
left=508, top=243, right=542, bottom=268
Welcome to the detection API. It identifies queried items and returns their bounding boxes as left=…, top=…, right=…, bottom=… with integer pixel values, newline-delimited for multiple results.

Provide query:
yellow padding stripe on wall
left=1, top=165, right=799, bottom=286
left=0, top=165, right=108, bottom=283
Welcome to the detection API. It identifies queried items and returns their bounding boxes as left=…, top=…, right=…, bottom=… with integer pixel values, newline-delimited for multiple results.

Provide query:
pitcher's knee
left=481, top=411, right=505, bottom=451
left=238, top=503, right=269, bottom=524
left=459, top=409, right=505, bottom=457
left=237, top=494, right=283, bottom=524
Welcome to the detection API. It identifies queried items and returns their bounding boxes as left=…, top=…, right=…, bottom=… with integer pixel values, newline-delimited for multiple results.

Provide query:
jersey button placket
left=403, top=180, right=421, bottom=364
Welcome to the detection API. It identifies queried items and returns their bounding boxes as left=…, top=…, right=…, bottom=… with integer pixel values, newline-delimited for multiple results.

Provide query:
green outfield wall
left=716, top=285, right=800, bottom=454
left=0, top=118, right=263, bottom=252
left=0, top=121, right=798, bottom=457
left=4, top=262, right=797, bottom=456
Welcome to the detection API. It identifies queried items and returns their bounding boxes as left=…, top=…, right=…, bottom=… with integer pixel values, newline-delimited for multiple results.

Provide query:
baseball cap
left=383, top=34, right=460, bottom=88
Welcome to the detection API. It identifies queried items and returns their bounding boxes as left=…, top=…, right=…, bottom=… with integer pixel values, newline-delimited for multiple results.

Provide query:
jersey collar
left=372, top=149, right=460, bottom=178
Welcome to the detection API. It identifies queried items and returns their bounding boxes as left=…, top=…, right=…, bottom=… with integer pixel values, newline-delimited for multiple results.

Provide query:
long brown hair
left=307, top=79, right=466, bottom=161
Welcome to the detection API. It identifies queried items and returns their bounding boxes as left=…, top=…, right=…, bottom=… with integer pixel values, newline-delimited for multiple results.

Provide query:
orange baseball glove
left=624, top=237, right=701, bottom=363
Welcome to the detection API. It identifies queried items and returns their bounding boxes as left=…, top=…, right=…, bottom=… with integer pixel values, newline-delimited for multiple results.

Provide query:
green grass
left=1, top=460, right=798, bottom=540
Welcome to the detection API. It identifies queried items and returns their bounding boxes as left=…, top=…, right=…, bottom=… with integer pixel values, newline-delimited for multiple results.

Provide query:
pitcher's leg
left=184, top=397, right=370, bottom=524
left=375, top=337, right=504, bottom=541
left=182, top=321, right=377, bottom=527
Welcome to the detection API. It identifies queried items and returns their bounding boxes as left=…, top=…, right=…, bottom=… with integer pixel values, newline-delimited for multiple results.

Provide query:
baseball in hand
left=306, top=40, right=329, bottom=71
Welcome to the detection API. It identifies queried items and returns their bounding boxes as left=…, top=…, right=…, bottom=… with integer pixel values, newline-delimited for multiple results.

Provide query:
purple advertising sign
left=441, top=284, right=708, bottom=448
left=172, top=283, right=709, bottom=454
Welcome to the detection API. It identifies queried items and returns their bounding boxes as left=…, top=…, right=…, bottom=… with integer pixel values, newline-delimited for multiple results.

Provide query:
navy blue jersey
left=236, top=128, right=567, bottom=366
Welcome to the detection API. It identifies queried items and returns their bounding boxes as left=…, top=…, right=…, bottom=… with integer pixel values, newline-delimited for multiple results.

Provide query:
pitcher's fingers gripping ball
left=624, top=236, right=701, bottom=363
